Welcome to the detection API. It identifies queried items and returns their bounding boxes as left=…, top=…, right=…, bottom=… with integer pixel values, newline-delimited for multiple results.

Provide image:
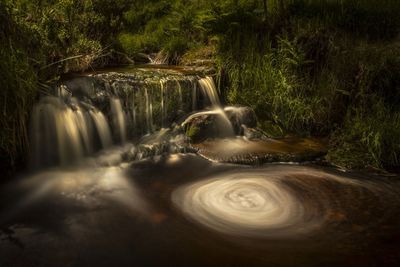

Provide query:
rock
left=182, top=106, right=258, bottom=142
left=224, top=106, right=257, bottom=134
left=242, top=125, right=268, bottom=140
left=191, top=137, right=327, bottom=165
left=183, top=112, right=233, bottom=143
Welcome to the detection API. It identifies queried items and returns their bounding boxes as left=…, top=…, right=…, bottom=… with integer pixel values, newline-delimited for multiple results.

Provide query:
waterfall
left=198, top=76, right=221, bottom=107
left=144, top=86, right=153, bottom=134
left=195, top=77, right=235, bottom=137
left=31, top=97, right=96, bottom=168
left=29, top=67, right=234, bottom=169
left=110, top=98, right=127, bottom=143
left=174, top=78, right=184, bottom=112
left=131, top=91, right=137, bottom=131
left=88, top=109, right=112, bottom=148
left=160, top=79, right=166, bottom=128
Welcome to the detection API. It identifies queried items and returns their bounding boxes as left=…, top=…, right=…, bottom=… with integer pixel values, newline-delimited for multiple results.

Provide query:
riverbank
left=1, top=1, right=399, bottom=175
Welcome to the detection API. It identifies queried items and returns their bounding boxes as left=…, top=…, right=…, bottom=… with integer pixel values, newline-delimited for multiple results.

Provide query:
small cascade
left=174, top=78, right=184, bottom=112
left=88, top=109, right=113, bottom=148
left=192, top=77, right=235, bottom=137
left=30, top=97, right=111, bottom=169
left=70, top=99, right=93, bottom=154
left=131, top=91, right=137, bottom=131
left=110, top=98, right=127, bottom=143
left=198, top=76, right=221, bottom=107
left=160, top=79, right=166, bottom=128
left=144, top=86, right=153, bottom=134
left=30, top=67, right=237, bottom=169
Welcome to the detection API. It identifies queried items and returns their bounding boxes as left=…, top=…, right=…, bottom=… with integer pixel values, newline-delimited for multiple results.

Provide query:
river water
left=0, top=66, right=399, bottom=267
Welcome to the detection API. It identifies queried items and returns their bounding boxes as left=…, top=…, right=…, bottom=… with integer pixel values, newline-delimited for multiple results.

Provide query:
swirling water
left=1, top=67, right=400, bottom=266
left=1, top=153, right=400, bottom=267
left=172, top=166, right=399, bottom=239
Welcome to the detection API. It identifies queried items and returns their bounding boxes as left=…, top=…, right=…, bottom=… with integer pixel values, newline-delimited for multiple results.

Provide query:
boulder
left=183, top=112, right=233, bottom=143
left=182, top=106, right=258, bottom=142
left=224, top=106, right=257, bottom=134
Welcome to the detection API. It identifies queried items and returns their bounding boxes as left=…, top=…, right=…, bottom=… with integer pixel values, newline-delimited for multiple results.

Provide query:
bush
left=329, top=99, right=400, bottom=169
left=0, top=3, right=39, bottom=167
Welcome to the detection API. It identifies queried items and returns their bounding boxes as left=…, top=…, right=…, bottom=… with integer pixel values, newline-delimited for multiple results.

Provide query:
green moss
left=185, top=125, right=200, bottom=140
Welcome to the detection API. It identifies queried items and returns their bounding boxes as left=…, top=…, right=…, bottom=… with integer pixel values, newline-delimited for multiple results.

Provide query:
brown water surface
left=0, top=153, right=399, bottom=267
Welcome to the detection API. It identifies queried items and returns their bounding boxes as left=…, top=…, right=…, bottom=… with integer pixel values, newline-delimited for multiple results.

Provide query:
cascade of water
left=195, top=76, right=234, bottom=136
left=175, top=78, right=183, bottom=112
left=198, top=76, right=221, bottom=107
left=131, top=91, right=137, bottom=131
left=72, top=102, right=93, bottom=154
left=160, top=79, right=166, bottom=128
left=56, top=108, right=85, bottom=165
left=30, top=69, right=236, bottom=169
left=88, top=109, right=113, bottom=148
left=149, top=88, right=154, bottom=132
left=144, top=86, right=152, bottom=134
left=110, top=98, right=127, bottom=143
left=31, top=97, right=87, bottom=168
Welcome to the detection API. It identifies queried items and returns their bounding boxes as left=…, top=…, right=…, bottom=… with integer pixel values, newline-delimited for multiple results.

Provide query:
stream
left=0, top=66, right=399, bottom=267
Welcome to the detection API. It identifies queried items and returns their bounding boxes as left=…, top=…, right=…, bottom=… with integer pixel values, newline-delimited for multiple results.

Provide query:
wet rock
left=224, top=106, right=257, bottom=135
left=183, top=106, right=257, bottom=142
left=191, top=137, right=327, bottom=165
left=242, top=125, right=268, bottom=140
left=184, top=113, right=232, bottom=143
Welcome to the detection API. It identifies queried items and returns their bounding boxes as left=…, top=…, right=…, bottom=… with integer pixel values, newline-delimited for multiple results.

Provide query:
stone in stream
left=183, top=113, right=230, bottom=143
left=183, top=106, right=258, bottom=142
left=191, top=137, right=327, bottom=165
left=224, top=106, right=257, bottom=134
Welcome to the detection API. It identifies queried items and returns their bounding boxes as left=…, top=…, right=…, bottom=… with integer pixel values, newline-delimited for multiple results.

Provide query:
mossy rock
left=183, top=114, right=229, bottom=143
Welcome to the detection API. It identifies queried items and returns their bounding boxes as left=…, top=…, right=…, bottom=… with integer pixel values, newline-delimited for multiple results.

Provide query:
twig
left=39, top=55, right=86, bottom=70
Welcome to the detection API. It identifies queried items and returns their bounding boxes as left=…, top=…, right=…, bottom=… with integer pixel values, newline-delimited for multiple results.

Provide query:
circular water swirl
left=172, top=166, right=397, bottom=238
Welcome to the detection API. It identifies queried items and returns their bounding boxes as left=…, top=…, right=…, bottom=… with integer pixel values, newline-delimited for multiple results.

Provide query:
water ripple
left=172, top=166, right=398, bottom=238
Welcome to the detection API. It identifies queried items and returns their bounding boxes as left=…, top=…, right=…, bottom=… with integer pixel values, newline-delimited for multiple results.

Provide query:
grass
left=0, top=3, right=39, bottom=169
left=211, top=0, right=400, bottom=169
left=1, top=0, right=399, bottom=172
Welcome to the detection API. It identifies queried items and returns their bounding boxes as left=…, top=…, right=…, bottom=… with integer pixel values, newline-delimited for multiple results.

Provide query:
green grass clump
left=0, top=3, right=39, bottom=169
left=329, top=100, right=400, bottom=169
left=209, top=0, right=400, bottom=169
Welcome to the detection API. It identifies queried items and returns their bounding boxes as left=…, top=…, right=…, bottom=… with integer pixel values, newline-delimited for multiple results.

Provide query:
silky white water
left=172, top=166, right=396, bottom=238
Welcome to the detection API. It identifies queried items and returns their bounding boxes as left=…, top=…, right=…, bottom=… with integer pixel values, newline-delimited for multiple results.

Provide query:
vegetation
left=1, top=0, right=399, bottom=171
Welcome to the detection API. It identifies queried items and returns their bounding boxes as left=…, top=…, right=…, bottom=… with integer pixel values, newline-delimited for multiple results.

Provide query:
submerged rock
left=191, top=137, right=327, bottom=165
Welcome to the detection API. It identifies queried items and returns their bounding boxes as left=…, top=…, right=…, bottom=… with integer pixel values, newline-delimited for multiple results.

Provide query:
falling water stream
left=1, top=66, right=399, bottom=267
